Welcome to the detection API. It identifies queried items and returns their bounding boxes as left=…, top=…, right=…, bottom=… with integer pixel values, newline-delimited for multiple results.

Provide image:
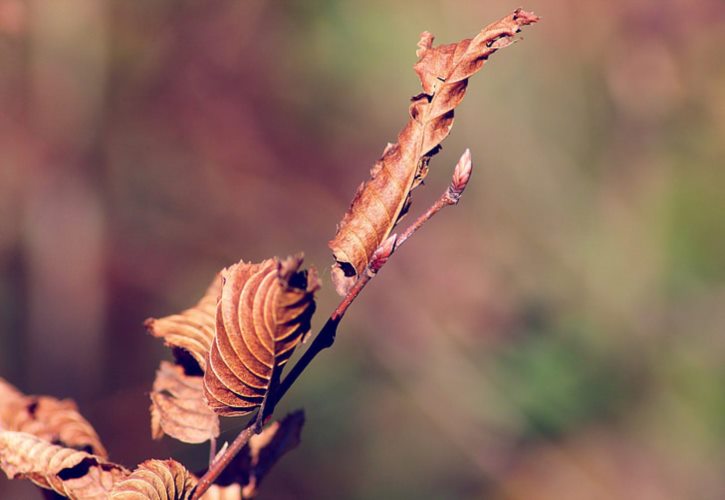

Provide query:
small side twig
left=192, top=149, right=472, bottom=499
left=396, top=148, right=472, bottom=247
left=275, top=148, right=473, bottom=406
left=193, top=422, right=257, bottom=499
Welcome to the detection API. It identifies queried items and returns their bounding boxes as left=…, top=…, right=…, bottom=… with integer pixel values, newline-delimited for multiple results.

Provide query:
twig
left=274, top=149, right=473, bottom=408
left=396, top=148, right=472, bottom=247
left=192, top=149, right=472, bottom=498
left=192, top=422, right=256, bottom=499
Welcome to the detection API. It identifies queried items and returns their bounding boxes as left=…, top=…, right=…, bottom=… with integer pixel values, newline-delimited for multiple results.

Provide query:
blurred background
left=1, top=0, right=724, bottom=498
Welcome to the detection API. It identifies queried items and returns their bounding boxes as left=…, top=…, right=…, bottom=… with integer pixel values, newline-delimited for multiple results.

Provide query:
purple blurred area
left=1, top=0, right=724, bottom=498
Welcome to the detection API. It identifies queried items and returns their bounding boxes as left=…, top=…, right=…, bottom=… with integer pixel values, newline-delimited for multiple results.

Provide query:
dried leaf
left=109, top=459, right=196, bottom=500
left=146, top=274, right=222, bottom=372
left=150, top=361, right=220, bottom=444
left=0, top=430, right=128, bottom=499
left=328, top=8, right=539, bottom=295
left=146, top=275, right=222, bottom=444
left=204, top=256, right=318, bottom=416
left=0, top=378, right=107, bottom=457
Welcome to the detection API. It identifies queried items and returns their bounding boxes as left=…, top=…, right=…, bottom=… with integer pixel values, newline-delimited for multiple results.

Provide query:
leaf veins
left=328, top=8, right=539, bottom=295
left=0, top=431, right=128, bottom=499
left=204, top=255, right=318, bottom=416
left=0, top=378, right=107, bottom=458
left=109, top=459, right=196, bottom=499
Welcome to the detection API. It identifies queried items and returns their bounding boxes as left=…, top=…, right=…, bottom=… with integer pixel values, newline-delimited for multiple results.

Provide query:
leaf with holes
left=0, top=378, right=107, bottom=457
left=0, top=431, right=128, bottom=499
left=146, top=274, right=221, bottom=373
left=328, top=8, right=539, bottom=295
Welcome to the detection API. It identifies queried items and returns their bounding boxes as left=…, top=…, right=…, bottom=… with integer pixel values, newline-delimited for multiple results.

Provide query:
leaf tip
left=416, top=31, right=434, bottom=57
left=512, top=8, right=540, bottom=26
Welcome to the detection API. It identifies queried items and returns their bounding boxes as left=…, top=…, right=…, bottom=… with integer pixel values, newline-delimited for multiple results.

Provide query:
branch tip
left=447, top=149, right=473, bottom=203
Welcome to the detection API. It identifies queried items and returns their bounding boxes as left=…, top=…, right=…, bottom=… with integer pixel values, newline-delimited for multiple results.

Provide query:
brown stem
left=192, top=422, right=257, bottom=499
left=395, top=194, right=454, bottom=248
left=273, top=150, right=471, bottom=413
left=193, top=151, right=472, bottom=498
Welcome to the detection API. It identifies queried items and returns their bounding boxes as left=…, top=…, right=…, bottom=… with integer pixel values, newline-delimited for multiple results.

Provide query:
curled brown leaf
left=328, top=8, right=539, bottom=295
left=109, top=458, right=196, bottom=500
left=0, top=430, right=128, bottom=499
left=0, top=378, right=107, bottom=458
left=146, top=274, right=222, bottom=373
left=204, top=256, right=318, bottom=416
left=150, top=361, right=220, bottom=444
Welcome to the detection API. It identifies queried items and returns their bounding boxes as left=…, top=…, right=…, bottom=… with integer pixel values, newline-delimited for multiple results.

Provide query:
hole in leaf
left=338, top=261, right=356, bottom=278
left=172, top=347, right=204, bottom=377
left=57, top=458, right=94, bottom=480
left=288, top=270, right=308, bottom=290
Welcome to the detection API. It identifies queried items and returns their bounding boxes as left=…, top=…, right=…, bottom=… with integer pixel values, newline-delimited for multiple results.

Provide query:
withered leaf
left=0, top=430, right=128, bottom=499
left=146, top=275, right=221, bottom=444
left=204, top=256, right=318, bottom=416
left=109, top=458, right=196, bottom=499
left=328, top=8, right=539, bottom=295
left=0, top=377, right=107, bottom=458
left=146, top=274, right=222, bottom=373
left=150, top=361, right=220, bottom=444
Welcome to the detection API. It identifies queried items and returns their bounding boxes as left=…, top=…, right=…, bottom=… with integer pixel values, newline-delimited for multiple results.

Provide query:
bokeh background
left=1, top=0, right=724, bottom=498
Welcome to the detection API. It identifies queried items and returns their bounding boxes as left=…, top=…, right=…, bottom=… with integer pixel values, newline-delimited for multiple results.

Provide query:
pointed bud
left=368, top=234, right=397, bottom=275
left=447, top=149, right=472, bottom=203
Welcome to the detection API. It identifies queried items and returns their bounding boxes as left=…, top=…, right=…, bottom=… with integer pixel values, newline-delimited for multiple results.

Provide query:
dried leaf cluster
left=0, top=9, right=538, bottom=498
left=0, top=378, right=304, bottom=499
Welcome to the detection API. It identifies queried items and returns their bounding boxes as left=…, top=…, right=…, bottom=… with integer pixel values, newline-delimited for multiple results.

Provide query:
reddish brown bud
left=368, top=234, right=397, bottom=275
left=447, top=149, right=472, bottom=203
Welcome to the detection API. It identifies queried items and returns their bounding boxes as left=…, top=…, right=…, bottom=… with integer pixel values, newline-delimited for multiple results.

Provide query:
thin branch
left=396, top=148, right=472, bottom=247
left=192, top=149, right=472, bottom=499
left=192, top=422, right=256, bottom=499
left=275, top=149, right=473, bottom=409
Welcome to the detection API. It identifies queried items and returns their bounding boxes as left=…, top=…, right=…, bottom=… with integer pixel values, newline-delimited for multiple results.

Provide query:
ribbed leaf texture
left=328, top=8, right=539, bottom=295
left=150, top=361, right=220, bottom=444
left=204, top=256, right=318, bottom=416
left=0, top=378, right=107, bottom=457
left=109, top=459, right=196, bottom=499
left=146, top=274, right=221, bottom=372
left=0, top=431, right=128, bottom=499
left=146, top=276, right=221, bottom=443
